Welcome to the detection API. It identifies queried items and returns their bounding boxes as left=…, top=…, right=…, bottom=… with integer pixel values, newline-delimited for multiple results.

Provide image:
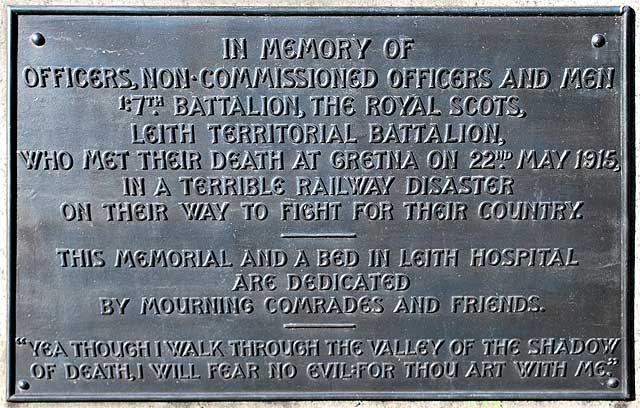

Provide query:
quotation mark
left=606, top=357, right=620, bottom=366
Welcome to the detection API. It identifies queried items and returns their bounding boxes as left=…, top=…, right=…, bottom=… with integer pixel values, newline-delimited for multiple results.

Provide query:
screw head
left=606, top=377, right=620, bottom=389
left=592, top=33, right=606, bottom=48
left=17, top=379, right=30, bottom=391
left=30, top=32, right=45, bottom=47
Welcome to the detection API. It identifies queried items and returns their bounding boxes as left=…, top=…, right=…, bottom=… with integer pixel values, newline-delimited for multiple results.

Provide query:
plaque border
left=6, top=6, right=635, bottom=402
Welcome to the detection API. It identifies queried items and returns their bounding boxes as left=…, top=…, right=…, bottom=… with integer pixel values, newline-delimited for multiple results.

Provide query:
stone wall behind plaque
left=0, top=0, right=638, bottom=407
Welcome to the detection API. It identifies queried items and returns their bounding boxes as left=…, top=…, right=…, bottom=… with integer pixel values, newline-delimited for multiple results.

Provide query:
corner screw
left=30, top=32, right=45, bottom=47
left=17, top=379, right=30, bottom=391
left=592, top=33, right=606, bottom=48
left=606, top=377, right=620, bottom=389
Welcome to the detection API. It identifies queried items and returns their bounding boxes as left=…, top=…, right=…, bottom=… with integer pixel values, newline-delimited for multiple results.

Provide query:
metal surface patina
left=6, top=7, right=634, bottom=401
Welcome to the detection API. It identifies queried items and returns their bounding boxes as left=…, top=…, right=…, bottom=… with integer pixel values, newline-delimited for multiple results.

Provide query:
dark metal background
left=7, top=7, right=634, bottom=401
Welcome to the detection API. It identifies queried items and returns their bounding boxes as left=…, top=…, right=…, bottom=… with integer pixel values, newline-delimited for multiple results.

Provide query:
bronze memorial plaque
left=7, top=7, right=634, bottom=401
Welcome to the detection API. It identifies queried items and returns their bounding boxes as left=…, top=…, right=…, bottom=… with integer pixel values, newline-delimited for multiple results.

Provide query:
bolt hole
left=30, top=32, right=45, bottom=47
left=592, top=33, right=606, bottom=48
left=17, top=379, right=30, bottom=391
left=606, top=377, right=620, bottom=389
